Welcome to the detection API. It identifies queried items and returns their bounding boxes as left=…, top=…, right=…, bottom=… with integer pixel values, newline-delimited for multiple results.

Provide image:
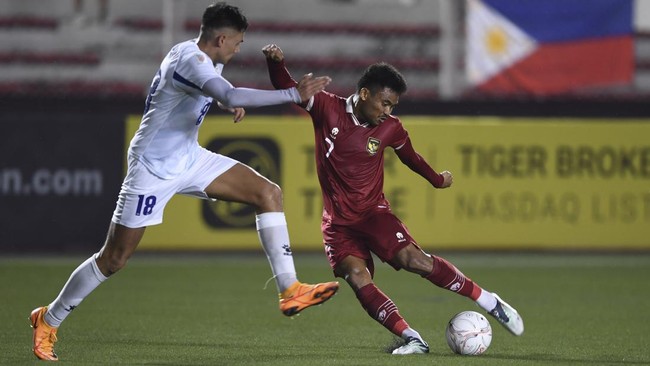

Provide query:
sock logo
left=376, top=300, right=398, bottom=325
left=64, top=305, right=77, bottom=313
left=378, top=309, right=387, bottom=322
left=282, top=244, right=292, bottom=256
left=450, top=282, right=461, bottom=292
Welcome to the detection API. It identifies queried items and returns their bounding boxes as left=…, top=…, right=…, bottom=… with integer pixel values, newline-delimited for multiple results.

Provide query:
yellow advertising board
left=126, top=115, right=650, bottom=250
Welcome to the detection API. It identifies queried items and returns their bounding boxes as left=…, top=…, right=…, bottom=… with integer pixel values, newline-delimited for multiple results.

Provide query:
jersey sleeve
left=173, top=50, right=218, bottom=93
left=267, top=57, right=327, bottom=126
left=393, top=125, right=445, bottom=188
left=304, top=91, right=337, bottom=129
left=389, top=120, right=409, bottom=149
left=266, top=58, right=298, bottom=89
left=202, top=77, right=300, bottom=108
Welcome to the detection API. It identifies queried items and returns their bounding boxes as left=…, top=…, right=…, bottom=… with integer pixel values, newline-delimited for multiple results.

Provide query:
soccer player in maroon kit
left=262, top=44, right=524, bottom=354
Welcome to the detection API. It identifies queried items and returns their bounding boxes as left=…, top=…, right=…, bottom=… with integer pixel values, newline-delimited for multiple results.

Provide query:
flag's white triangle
left=465, top=0, right=538, bottom=85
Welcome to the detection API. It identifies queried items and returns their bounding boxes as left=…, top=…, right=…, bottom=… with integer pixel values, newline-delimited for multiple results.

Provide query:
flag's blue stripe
left=483, top=0, right=633, bottom=43
left=173, top=71, right=202, bottom=91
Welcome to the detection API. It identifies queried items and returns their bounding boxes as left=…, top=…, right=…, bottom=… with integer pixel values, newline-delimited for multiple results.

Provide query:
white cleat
left=488, top=293, right=524, bottom=336
left=391, top=337, right=429, bottom=355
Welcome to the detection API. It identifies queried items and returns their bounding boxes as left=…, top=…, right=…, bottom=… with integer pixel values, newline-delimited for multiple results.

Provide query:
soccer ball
left=445, top=311, right=492, bottom=355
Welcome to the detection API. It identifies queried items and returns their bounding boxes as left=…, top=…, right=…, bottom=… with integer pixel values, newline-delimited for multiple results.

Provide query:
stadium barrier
left=0, top=116, right=125, bottom=252
left=129, top=115, right=650, bottom=251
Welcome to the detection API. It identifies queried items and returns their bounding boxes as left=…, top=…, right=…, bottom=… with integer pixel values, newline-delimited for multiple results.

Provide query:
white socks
left=475, top=289, right=498, bottom=312
left=255, top=212, right=298, bottom=293
left=402, top=327, right=424, bottom=342
left=45, top=254, right=107, bottom=328
left=42, top=213, right=298, bottom=328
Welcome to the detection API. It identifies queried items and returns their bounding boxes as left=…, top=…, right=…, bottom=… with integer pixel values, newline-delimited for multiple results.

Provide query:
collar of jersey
left=346, top=94, right=369, bottom=128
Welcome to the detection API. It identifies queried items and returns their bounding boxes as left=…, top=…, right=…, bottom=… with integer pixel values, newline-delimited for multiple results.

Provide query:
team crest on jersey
left=367, top=137, right=381, bottom=155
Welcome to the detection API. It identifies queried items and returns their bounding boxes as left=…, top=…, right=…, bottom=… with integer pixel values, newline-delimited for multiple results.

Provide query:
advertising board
left=128, top=115, right=650, bottom=250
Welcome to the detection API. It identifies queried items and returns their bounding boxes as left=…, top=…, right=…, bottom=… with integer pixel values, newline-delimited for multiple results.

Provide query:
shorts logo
left=367, top=137, right=380, bottom=155
left=202, top=137, right=280, bottom=229
left=396, top=232, right=406, bottom=242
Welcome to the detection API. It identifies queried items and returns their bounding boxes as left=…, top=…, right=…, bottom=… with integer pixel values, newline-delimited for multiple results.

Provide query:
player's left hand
left=217, top=102, right=246, bottom=123
left=439, top=170, right=453, bottom=188
left=231, top=107, right=245, bottom=123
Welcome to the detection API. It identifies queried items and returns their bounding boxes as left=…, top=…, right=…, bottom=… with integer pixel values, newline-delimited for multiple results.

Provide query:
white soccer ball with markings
left=445, top=311, right=492, bottom=355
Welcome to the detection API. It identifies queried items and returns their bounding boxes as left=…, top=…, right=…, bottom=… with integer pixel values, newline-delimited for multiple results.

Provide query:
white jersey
left=128, top=40, right=226, bottom=179
left=129, top=39, right=301, bottom=179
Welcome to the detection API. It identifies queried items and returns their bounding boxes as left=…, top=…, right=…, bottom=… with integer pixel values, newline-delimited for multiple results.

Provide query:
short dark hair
left=201, top=2, right=248, bottom=34
left=357, top=63, right=407, bottom=95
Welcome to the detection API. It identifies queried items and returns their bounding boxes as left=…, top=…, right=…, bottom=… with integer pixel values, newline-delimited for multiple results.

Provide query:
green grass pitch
left=2, top=252, right=649, bottom=365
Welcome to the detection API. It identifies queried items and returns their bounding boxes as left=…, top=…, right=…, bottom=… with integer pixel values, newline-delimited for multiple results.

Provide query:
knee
left=396, top=247, right=433, bottom=276
left=256, top=181, right=283, bottom=211
left=403, top=257, right=432, bottom=276
left=96, top=251, right=129, bottom=276
left=340, top=267, right=372, bottom=292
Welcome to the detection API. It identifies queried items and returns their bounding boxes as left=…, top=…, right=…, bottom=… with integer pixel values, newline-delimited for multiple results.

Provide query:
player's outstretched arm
left=395, top=137, right=452, bottom=188
left=263, top=43, right=331, bottom=102
left=202, top=76, right=301, bottom=109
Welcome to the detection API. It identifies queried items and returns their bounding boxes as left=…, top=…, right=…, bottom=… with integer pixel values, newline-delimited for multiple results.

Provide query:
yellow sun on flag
left=485, top=26, right=508, bottom=56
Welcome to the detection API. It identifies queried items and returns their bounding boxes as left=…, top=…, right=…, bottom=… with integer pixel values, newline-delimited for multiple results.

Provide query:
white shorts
left=112, top=147, right=238, bottom=228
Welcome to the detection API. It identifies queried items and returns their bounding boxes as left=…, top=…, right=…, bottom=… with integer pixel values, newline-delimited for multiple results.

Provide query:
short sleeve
left=391, top=118, right=409, bottom=149
left=173, top=50, right=218, bottom=92
left=306, top=91, right=337, bottom=128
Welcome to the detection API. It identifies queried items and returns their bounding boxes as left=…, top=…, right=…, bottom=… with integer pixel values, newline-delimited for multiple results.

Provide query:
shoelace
left=49, top=331, right=58, bottom=344
left=491, top=304, right=510, bottom=323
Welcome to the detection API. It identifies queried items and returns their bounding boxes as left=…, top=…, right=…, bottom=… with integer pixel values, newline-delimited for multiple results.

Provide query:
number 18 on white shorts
left=111, top=148, right=237, bottom=228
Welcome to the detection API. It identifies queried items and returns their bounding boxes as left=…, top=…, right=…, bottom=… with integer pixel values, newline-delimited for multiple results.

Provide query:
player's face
left=357, top=87, right=399, bottom=126
left=216, top=28, right=244, bottom=65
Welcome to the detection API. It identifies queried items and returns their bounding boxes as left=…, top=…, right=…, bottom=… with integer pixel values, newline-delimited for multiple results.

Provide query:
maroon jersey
left=306, top=92, right=408, bottom=223
left=267, top=59, right=444, bottom=224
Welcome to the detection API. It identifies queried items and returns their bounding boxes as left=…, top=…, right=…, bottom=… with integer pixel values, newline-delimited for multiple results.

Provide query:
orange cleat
left=29, top=307, right=58, bottom=361
left=279, top=281, right=339, bottom=316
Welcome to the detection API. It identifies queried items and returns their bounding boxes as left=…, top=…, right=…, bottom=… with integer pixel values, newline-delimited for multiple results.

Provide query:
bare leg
left=335, top=255, right=413, bottom=338
left=96, top=222, right=146, bottom=277
left=204, top=163, right=296, bottom=291
left=394, top=243, right=483, bottom=300
left=45, top=222, right=145, bottom=327
left=203, top=162, right=282, bottom=212
left=394, top=244, right=523, bottom=336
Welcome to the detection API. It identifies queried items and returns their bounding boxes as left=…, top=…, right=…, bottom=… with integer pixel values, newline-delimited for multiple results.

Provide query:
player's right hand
left=262, top=44, right=284, bottom=62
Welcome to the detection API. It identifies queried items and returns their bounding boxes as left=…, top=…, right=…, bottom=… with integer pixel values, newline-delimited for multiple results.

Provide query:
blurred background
left=1, top=0, right=649, bottom=253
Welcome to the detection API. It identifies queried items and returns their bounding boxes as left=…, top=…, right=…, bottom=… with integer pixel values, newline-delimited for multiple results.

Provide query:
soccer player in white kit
left=29, top=3, right=339, bottom=361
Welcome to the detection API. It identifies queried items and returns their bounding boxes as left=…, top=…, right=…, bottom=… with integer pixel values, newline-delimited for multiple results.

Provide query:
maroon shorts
left=322, top=209, right=419, bottom=278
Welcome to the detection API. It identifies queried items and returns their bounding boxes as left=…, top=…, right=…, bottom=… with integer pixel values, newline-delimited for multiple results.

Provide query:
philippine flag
left=466, top=0, right=634, bottom=96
